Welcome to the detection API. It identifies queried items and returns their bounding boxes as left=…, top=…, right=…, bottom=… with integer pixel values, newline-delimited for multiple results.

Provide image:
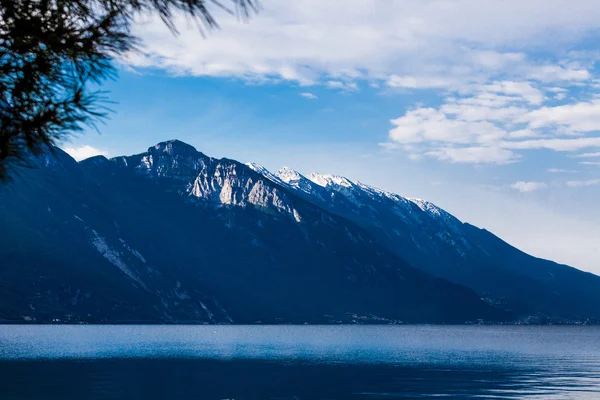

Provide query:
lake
left=0, top=325, right=599, bottom=399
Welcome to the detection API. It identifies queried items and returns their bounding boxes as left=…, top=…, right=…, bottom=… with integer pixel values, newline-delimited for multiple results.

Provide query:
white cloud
left=527, top=65, right=590, bottom=82
left=481, top=81, right=545, bottom=105
left=441, top=102, right=527, bottom=123
left=386, top=75, right=459, bottom=89
left=300, top=92, right=317, bottom=99
left=554, top=92, right=567, bottom=100
left=566, top=179, right=600, bottom=187
left=386, top=86, right=600, bottom=164
left=470, top=51, right=525, bottom=69
left=547, top=87, right=568, bottom=93
left=389, top=107, right=507, bottom=146
left=548, top=168, right=577, bottom=173
left=427, top=146, right=517, bottom=164
left=63, top=145, right=107, bottom=161
left=547, top=87, right=568, bottom=100
left=574, top=151, right=600, bottom=158
left=520, top=100, right=600, bottom=133
left=127, top=1, right=600, bottom=169
left=511, top=181, right=548, bottom=193
left=128, top=0, right=600, bottom=88
left=502, top=137, right=600, bottom=151
left=325, top=81, right=358, bottom=91
left=580, top=161, right=600, bottom=166
left=508, top=128, right=539, bottom=139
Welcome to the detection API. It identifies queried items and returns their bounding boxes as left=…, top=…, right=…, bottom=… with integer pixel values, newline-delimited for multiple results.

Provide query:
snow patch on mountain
left=308, top=173, right=363, bottom=206
left=409, top=198, right=460, bottom=228
left=246, top=162, right=286, bottom=186
left=277, top=166, right=303, bottom=184
left=409, top=198, right=442, bottom=217
left=308, top=173, right=354, bottom=189
left=275, top=167, right=324, bottom=199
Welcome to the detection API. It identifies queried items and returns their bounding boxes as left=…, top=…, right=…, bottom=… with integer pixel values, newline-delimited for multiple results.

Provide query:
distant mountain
left=0, top=140, right=506, bottom=324
left=248, top=164, right=600, bottom=322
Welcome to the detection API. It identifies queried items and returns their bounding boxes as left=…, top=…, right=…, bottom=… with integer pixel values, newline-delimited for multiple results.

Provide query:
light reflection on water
left=0, top=325, right=599, bottom=399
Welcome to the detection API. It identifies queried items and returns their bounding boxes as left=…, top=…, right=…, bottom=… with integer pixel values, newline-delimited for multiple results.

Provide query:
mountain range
left=1, top=139, right=599, bottom=324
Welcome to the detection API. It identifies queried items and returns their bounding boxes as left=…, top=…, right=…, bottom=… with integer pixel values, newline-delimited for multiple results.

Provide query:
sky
left=62, top=0, right=600, bottom=274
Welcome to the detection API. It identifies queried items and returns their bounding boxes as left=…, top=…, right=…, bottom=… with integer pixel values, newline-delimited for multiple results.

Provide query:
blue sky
left=62, top=0, right=600, bottom=273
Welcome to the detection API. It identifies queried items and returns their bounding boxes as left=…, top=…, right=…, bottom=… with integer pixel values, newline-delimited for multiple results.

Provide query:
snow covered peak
left=246, top=162, right=269, bottom=175
left=409, top=198, right=452, bottom=220
left=356, top=181, right=397, bottom=199
left=246, top=162, right=284, bottom=186
left=276, top=166, right=303, bottom=184
left=306, top=172, right=364, bottom=206
left=272, top=166, right=327, bottom=198
left=246, top=164, right=309, bottom=190
left=307, top=173, right=354, bottom=189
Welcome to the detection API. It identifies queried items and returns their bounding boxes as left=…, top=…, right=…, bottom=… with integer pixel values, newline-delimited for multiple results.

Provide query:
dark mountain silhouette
left=251, top=164, right=600, bottom=322
left=2, top=139, right=599, bottom=324
left=0, top=141, right=504, bottom=324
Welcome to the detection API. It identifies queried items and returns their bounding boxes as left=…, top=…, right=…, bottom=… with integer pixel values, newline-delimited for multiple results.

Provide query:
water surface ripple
left=0, top=325, right=599, bottom=399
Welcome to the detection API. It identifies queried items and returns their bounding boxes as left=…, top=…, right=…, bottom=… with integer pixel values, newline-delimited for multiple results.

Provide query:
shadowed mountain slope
left=0, top=141, right=506, bottom=324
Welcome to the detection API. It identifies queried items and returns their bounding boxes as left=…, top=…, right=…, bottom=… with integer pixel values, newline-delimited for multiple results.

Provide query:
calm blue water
left=1, top=325, right=599, bottom=399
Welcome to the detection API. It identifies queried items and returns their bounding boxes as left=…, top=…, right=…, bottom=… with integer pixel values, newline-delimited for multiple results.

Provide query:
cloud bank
left=126, top=1, right=600, bottom=167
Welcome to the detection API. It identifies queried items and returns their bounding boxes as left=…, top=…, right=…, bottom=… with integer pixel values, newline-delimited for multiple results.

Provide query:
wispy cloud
left=427, top=146, right=517, bottom=165
left=387, top=75, right=460, bottom=89
left=300, top=92, right=318, bottom=99
left=527, top=65, right=590, bottom=82
left=502, top=137, right=600, bottom=152
left=574, top=152, right=600, bottom=158
left=511, top=181, right=548, bottom=193
left=325, top=81, right=358, bottom=92
left=548, top=168, right=577, bottom=173
left=566, top=179, right=600, bottom=187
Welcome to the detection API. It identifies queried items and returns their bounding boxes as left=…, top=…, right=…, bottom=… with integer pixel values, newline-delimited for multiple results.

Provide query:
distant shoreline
left=2, top=320, right=599, bottom=326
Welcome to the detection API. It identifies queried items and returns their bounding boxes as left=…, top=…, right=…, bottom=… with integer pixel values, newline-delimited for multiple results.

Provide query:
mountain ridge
left=0, top=140, right=507, bottom=324
left=70, top=140, right=600, bottom=321
left=245, top=149, right=600, bottom=322
left=1, top=139, right=599, bottom=324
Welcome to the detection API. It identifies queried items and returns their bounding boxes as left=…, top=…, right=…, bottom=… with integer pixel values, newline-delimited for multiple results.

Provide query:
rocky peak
left=277, top=166, right=303, bottom=184
left=308, top=173, right=354, bottom=189
left=306, top=172, right=362, bottom=205
left=149, top=140, right=199, bottom=158
left=80, top=155, right=109, bottom=167
left=35, top=146, right=82, bottom=180
left=246, top=162, right=286, bottom=186
left=126, top=140, right=210, bottom=181
left=275, top=167, right=326, bottom=199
